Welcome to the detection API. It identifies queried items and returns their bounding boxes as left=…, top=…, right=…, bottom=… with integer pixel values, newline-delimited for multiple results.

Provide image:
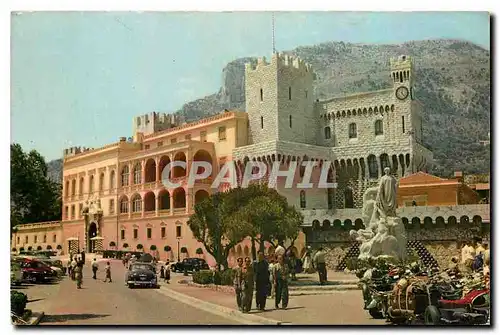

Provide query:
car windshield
left=131, top=264, right=154, bottom=272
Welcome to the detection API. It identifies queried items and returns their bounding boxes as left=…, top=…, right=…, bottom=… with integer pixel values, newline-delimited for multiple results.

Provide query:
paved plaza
left=17, top=260, right=386, bottom=325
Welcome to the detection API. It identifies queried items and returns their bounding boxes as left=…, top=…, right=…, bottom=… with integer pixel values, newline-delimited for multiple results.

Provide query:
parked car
left=171, top=258, right=209, bottom=273
left=10, top=261, right=23, bottom=286
left=16, top=259, right=59, bottom=283
left=42, top=259, right=65, bottom=277
left=126, top=262, right=158, bottom=288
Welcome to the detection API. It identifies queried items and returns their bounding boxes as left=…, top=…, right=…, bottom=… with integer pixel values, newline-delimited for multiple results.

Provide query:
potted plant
left=46, top=245, right=52, bottom=250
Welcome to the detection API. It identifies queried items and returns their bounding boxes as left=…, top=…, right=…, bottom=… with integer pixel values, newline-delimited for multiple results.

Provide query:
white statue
left=350, top=167, right=407, bottom=261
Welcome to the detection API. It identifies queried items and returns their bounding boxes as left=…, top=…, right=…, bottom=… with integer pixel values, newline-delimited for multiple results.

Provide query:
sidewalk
left=165, top=273, right=384, bottom=325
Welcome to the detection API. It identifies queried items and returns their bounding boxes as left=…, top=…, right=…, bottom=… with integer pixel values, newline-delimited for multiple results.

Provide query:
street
left=18, top=261, right=240, bottom=325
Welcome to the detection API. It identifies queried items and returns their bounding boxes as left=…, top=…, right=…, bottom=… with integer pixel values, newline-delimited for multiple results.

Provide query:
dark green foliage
left=136, top=244, right=143, bottom=250
left=11, top=144, right=61, bottom=233
left=180, top=247, right=188, bottom=253
left=164, top=245, right=171, bottom=252
left=192, top=270, right=214, bottom=285
left=192, top=269, right=234, bottom=286
left=11, top=291, right=27, bottom=316
left=150, top=245, right=157, bottom=251
left=109, top=241, right=116, bottom=247
left=196, top=247, right=203, bottom=254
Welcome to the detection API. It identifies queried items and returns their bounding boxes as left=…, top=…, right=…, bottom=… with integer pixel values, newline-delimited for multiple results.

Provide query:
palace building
left=12, top=52, right=488, bottom=267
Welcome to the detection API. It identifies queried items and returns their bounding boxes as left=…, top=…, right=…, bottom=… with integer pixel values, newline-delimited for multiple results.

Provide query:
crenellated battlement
left=63, top=146, right=82, bottom=156
left=133, top=111, right=185, bottom=136
left=245, top=52, right=313, bottom=73
left=390, top=55, right=413, bottom=69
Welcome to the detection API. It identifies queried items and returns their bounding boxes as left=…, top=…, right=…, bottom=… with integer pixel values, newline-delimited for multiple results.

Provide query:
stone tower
left=390, top=55, right=426, bottom=173
left=245, top=53, right=316, bottom=145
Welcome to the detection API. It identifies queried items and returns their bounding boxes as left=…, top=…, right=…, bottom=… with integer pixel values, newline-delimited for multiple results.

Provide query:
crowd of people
left=231, top=243, right=329, bottom=313
left=459, top=237, right=490, bottom=278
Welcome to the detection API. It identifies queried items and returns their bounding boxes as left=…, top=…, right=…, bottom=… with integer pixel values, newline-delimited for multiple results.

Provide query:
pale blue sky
left=11, top=11, right=490, bottom=161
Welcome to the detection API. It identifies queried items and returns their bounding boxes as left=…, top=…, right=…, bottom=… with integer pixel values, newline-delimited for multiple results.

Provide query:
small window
left=161, top=227, right=166, bottom=238
left=324, top=126, right=331, bottom=139
left=147, top=228, right=152, bottom=239
left=260, top=88, right=263, bottom=101
left=53, top=234, right=56, bottom=243
left=176, top=225, right=182, bottom=238
left=288, top=87, right=292, bottom=100
left=17, top=237, right=20, bottom=244
left=289, top=115, right=292, bottom=128
left=402, top=116, right=405, bottom=133
left=65, top=206, right=69, bottom=219
left=145, top=144, right=150, bottom=150
left=157, top=141, right=163, bottom=147
left=120, top=230, right=125, bottom=240
left=375, top=120, right=383, bottom=135
left=171, top=138, right=177, bottom=144
left=79, top=203, right=83, bottom=217
left=218, top=126, right=226, bottom=141
left=34, top=236, right=38, bottom=243
left=133, top=229, right=138, bottom=239
left=109, top=199, right=115, bottom=214
left=185, top=134, right=191, bottom=140
left=300, top=191, right=306, bottom=209
left=43, top=235, right=47, bottom=243
left=200, top=131, right=207, bottom=142
left=25, top=236, right=28, bottom=243
left=260, top=116, right=264, bottom=129
left=349, top=123, right=357, bottom=139
left=71, top=205, right=75, bottom=219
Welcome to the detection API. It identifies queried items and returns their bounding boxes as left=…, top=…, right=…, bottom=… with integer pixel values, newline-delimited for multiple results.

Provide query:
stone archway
left=88, top=222, right=98, bottom=253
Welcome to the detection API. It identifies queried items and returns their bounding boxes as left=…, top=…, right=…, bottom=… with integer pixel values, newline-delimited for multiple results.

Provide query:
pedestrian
left=91, top=258, right=99, bottom=280
left=241, top=257, right=254, bottom=313
left=275, top=241, right=286, bottom=259
left=254, top=251, right=270, bottom=311
left=232, top=257, right=244, bottom=311
left=71, top=257, right=77, bottom=280
left=159, top=265, right=165, bottom=279
left=81, top=250, right=86, bottom=264
left=273, top=255, right=290, bottom=310
left=288, top=251, right=297, bottom=281
left=268, top=255, right=276, bottom=299
left=165, top=261, right=171, bottom=283
left=461, top=240, right=476, bottom=272
left=103, top=261, right=112, bottom=283
left=313, top=247, right=327, bottom=284
left=67, top=258, right=72, bottom=277
left=302, top=246, right=314, bottom=273
left=74, top=258, right=84, bottom=289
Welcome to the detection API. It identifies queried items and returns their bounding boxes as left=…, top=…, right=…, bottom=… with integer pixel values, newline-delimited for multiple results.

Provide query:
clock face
left=396, top=86, right=409, bottom=100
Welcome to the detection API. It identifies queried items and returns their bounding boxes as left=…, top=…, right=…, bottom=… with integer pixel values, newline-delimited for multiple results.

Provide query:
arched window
left=375, top=120, right=383, bottom=135
left=132, top=195, right=142, bottom=212
left=324, top=126, right=331, bottom=139
left=110, top=170, right=116, bottom=190
left=348, top=123, right=357, bottom=139
left=71, top=179, right=76, bottom=196
left=300, top=190, right=306, bottom=209
left=121, top=166, right=130, bottom=186
left=120, top=197, right=129, bottom=213
left=133, top=163, right=142, bottom=184
left=368, top=155, right=378, bottom=178
left=380, top=154, right=390, bottom=171
left=65, top=181, right=69, bottom=197
left=99, top=173, right=105, bottom=191
left=89, top=175, right=94, bottom=193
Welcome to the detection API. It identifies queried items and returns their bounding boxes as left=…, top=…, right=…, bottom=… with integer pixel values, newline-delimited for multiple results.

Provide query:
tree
left=231, top=185, right=303, bottom=259
left=188, top=191, right=251, bottom=270
left=10, top=144, right=62, bottom=233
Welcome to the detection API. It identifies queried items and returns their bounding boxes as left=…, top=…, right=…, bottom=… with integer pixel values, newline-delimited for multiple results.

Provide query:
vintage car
left=126, top=262, right=158, bottom=288
left=171, top=258, right=209, bottom=273
left=42, top=259, right=65, bottom=277
left=16, top=258, right=59, bottom=283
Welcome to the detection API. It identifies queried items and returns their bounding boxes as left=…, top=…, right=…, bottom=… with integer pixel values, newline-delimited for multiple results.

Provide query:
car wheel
left=424, top=305, right=441, bottom=325
left=368, top=308, right=384, bottom=319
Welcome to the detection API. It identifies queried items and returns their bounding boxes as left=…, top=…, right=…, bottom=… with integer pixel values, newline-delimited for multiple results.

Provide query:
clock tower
left=390, top=55, right=415, bottom=100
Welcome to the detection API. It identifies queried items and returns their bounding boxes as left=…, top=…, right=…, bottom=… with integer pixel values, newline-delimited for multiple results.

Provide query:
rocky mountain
left=47, top=39, right=491, bottom=181
left=47, top=158, right=63, bottom=184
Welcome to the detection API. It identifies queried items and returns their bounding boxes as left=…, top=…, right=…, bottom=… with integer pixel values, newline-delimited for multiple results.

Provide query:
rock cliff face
left=48, top=39, right=490, bottom=181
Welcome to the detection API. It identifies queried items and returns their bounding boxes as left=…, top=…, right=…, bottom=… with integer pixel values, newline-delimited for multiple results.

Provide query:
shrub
left=19, top=247, right=24, bottom=252
left=11, top=291, right=27, bottom=316
left=136, top=244, right=143, bottom=250
left=27, top=246, right=32, bottom=251
left=164, top=245, right=171, bottom=252
left=195, top=248, right=203, bottom=255
left=180, top=247, right=188, bottom=253
left=123, top=243, right=129, bottom=248
left=192, top=270, right=214, bottom=285
left=46, top=245, right=52, bottom=250
left=37, top=246, right=42, bottom=251
left=150, top=245, right=157, bottom=251
left=213, top=269, right=234, bottom=286
left=109, top=241, right=116, bottom=247
left=12, top=248, right=16, bottom=252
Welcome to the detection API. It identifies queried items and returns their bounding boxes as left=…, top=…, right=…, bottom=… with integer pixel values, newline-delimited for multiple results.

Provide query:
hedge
left=193, top=269, right=234, bottom=286
left=11, top=291, right=27, bottom=316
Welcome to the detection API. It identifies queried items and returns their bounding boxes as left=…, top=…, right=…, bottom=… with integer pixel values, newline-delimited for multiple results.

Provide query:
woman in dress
left=302, top=246, right=314, bottom=273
